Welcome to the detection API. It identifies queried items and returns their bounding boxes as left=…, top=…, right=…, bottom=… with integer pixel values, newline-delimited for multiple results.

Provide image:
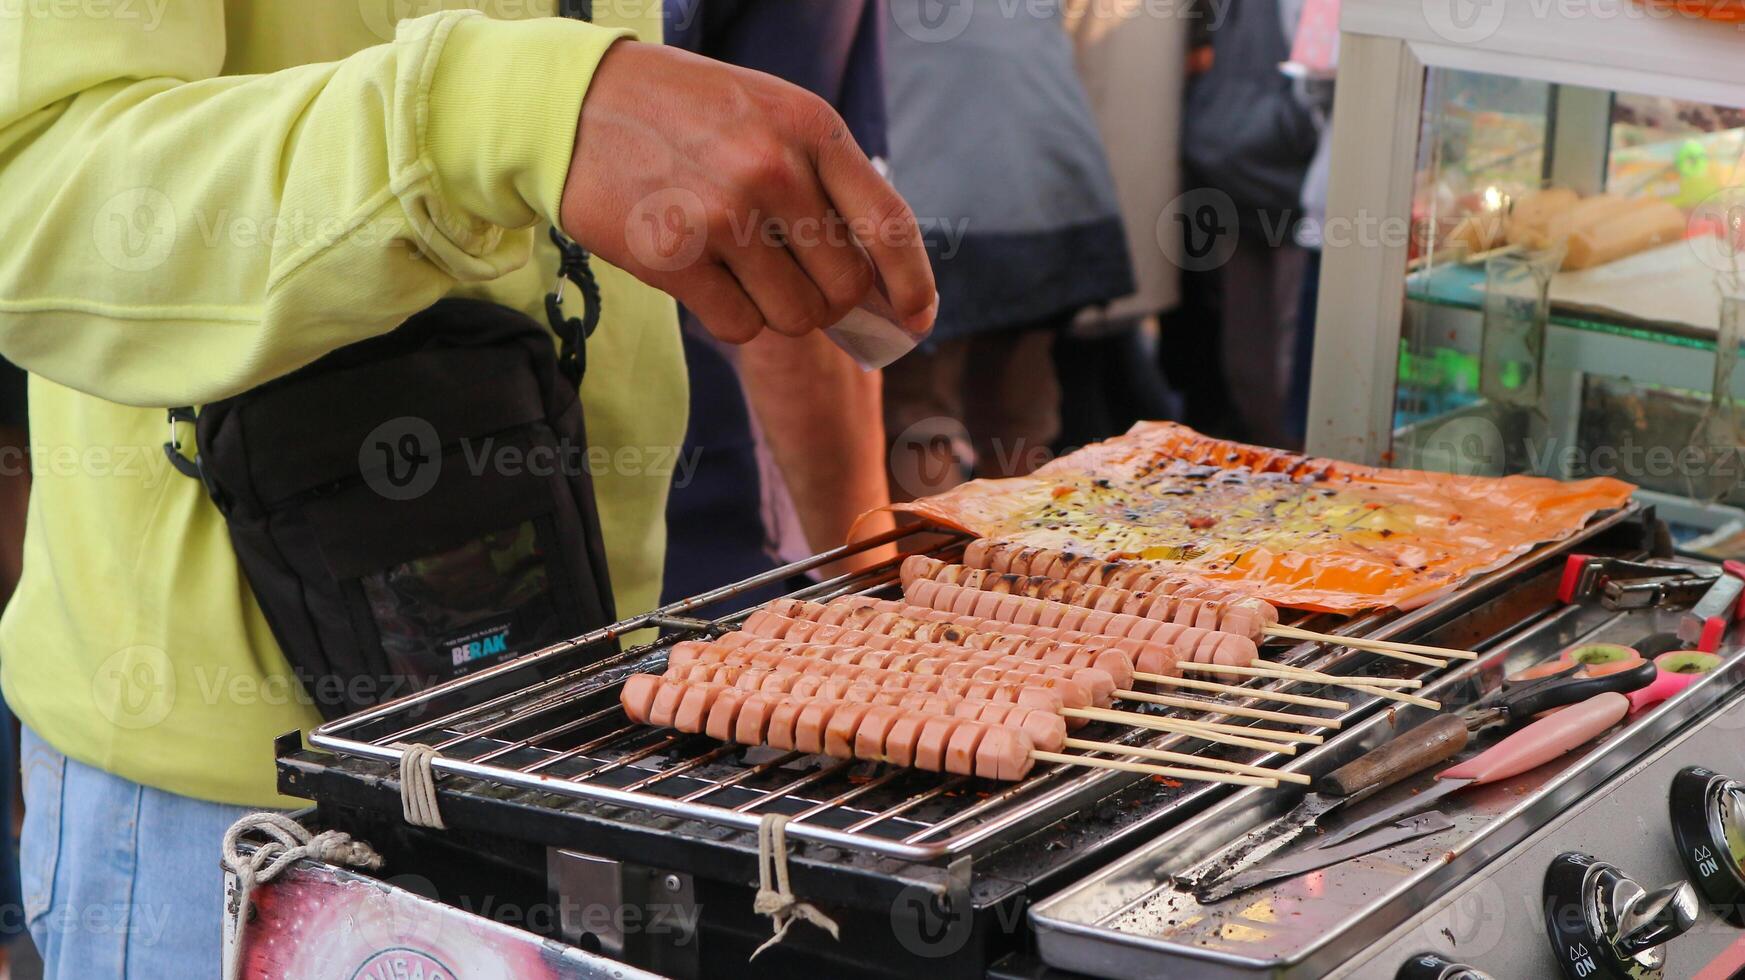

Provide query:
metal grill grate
left=306, top=521, right=1549, bottom=863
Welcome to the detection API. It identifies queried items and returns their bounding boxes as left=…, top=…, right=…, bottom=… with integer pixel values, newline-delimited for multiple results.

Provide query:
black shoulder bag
left=168, top=224, right=620, bottom=720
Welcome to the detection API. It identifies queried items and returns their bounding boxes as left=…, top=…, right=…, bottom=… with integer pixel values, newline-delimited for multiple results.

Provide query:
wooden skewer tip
left=1032, top=750, right=1279, bottom=788
left=1132, top=671, right=1351, bottom=711
left=1114, top=689, right=1339, bottom=729
left=1060, top=737, right=1309, bottom=785
left=1100, top=709, right=1323, bottom=745
left=1188, top=662, right=1423, bottom=690
left=1265, top=623, right=1478, bottom=662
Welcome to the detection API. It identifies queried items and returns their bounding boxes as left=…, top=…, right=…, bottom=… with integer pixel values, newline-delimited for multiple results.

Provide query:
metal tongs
left=1557, top=554, right=1720, bottom=612
left=1185, top=659, right=1656, bottom=903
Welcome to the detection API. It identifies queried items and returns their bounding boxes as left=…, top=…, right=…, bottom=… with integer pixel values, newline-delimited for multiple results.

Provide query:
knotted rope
left=395, top=742, right=446, bottom=829
left=219, top=812, right=384, bottom=980
left=750, top=813, right=840, bottom=959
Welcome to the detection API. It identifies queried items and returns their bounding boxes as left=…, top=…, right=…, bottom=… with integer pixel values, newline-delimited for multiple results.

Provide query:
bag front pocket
left=297, top=424, right=592, bottom=712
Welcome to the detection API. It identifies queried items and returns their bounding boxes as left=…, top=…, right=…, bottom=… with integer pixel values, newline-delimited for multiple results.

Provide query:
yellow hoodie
left=0, top=2, right=686, bottom=806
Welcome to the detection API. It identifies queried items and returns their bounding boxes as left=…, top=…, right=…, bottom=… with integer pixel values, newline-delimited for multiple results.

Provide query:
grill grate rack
left=295, top=515, right=1625, bottom=866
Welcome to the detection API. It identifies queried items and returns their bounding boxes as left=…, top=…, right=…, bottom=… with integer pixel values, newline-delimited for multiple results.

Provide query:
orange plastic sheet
left=879, top=422, right=1636, bottom=613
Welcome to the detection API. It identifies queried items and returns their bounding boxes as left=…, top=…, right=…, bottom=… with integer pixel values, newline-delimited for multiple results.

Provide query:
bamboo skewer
left=1187, top=662, right=1423, bottom=690
left=1061, top=737, right=1310, bottom=785
left=1268, top=663, right=1442, bottom=709
left=1256, top=662, right=1428, bottom=691
left=1058, top=708, right=1297, bottom=755
left=1032, top=750, right=1279, bottom=788
left=1266, top=623, right=1477, bottom=662
left=1184, top=661, right=1439, bottom=708
left=1066, top=706, right=1318, bottom=746
left=1346, top=684, right=1440, bottom=710
left=1265, top=624, right=1461, bottom=666
left=1115, top=689, right=1336, bottom=729
left=1134, top=671, right=1349, bottom=710
left=1107, top=709, right=1322, bottom=745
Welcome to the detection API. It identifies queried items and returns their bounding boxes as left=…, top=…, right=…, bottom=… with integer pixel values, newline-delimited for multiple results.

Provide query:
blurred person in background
left=1166, top=0, right=1319, bottom=449
left=661, top=0, right=897, bottom=607
left=1055, top=0, right=1192, bottom=447
left=1284, top=0, right=1340, bottom=444
left=882, top=0, right=1134, bottom=499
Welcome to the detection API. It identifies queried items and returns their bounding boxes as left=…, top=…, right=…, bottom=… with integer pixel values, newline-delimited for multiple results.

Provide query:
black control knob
left=1670, top=766, right=1745, bottom=926
left=1543, top=852, right=1698, bottom=980
left=1396, top=951, right=1496, bottom=979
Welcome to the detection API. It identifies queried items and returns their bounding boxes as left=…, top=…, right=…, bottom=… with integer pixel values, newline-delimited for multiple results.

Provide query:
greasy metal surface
left=1333, top=687, right=1745, bottom=979
left=306, top=509, right=1639, bottom=867
left=1031, top=565, right=1745, bottom=978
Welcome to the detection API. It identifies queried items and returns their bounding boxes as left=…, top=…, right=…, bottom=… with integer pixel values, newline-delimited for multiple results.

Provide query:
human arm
left=0, top=9, right=636, bottom=405
left=0, top=7, right=933, bottom=408
left=737, top=331, right=898, bottom=574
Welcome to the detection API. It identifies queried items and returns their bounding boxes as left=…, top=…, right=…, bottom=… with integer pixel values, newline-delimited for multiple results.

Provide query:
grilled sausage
left=977, top=727, right=1034, bottom=780
left=705, top=687, right=751, bottom=741
left=882, top=712, right=927, bottom=766
left=679, top=637, right=1108, bottom=708
left=795, top=700, right=846, bottom=755
left=649, top=677, right=693, bottom=728
left=685, top=669, right=1071, bottom=756
left=914, top=715, right=962, bottom=771
left=738, top=612, right=1131, bottom=695
left=621, top=673, right=662, bottom=724
left=817, top=596, right=1182, bottom=677
left=664, top=649, right=1076, bottom=719
left=904, top=581, right=1259, bottom=668
left=624, top=675, right=1053, bottom=779
left=928, top=578, right=1256, bottom=662
left=674, top=683, right=720, bottom=733
left=823, top=702, right=874, bottom=758
left=973, top=702, right=1065, bottom=751
left=734, top=691, right=779, bottom=745
left=855, top=704, right=905, bottom=760
left=961, top=541, right=1278, bottom=624
left=944, top=721, right=987, bottom=776
left=905, top=555, right=1278, bottom=638
left=765, top=697, right=810, bottom=751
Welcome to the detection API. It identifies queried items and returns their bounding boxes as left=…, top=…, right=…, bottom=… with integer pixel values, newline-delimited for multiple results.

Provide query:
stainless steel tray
left=1031, top=564, right=1745, bottom=978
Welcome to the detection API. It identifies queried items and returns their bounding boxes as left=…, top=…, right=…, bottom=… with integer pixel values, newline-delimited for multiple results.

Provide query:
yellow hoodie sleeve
left=0, top=7, right=626, bottom=407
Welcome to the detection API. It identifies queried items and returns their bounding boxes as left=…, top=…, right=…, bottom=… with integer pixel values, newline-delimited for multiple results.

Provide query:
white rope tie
left=395, top=742, right=446, bottom=829
left=219, top=812, right=384, bottom=980
left=750, top=813, right=840, bottom=960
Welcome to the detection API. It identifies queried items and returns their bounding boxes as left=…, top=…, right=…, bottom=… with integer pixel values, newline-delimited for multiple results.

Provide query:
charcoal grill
left=277, top=506, right=1655, bottom=978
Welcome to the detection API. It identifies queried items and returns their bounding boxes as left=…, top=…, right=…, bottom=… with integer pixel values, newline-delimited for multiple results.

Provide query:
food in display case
left=1410, top=73, right=1745, bottom=319
left=1502, top=188, right=1688, bottom=269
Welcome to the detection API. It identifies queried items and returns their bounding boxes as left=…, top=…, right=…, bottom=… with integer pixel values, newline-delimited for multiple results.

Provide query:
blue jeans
left=0, top=695, right=22, bottom=946
left=20, top=726, right=251, bottom=979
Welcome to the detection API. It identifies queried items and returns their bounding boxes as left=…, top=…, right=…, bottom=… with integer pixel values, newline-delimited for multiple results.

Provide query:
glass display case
left=1307, top=0, right=1745, bottom=551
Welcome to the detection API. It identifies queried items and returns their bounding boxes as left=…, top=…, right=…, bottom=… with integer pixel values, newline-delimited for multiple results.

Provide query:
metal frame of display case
left=1306, top=0, right=1745, bottom=478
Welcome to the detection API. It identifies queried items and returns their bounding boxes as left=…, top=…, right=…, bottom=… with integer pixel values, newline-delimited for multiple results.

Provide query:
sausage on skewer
left=732, top=613, right=1130, bottom=696
left=788, top=596, right=1185, bottom=677
left=664, top=640, right=1095, bottom=720
left=899, top=579, right=1260, bottom=666
left=692, top=635, right=1109, bottom=706
left=620, top=673, right=1036, bottom=779
left=903, top=555, right=1271, bottom=640
left=661, top=661, right=1069, bottom=751
left=961, top=540, right=1279, bottom=625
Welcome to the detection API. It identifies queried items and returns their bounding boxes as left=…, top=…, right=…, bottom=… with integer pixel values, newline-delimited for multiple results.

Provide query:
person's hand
left=559, top=42, right=937, bottom=344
